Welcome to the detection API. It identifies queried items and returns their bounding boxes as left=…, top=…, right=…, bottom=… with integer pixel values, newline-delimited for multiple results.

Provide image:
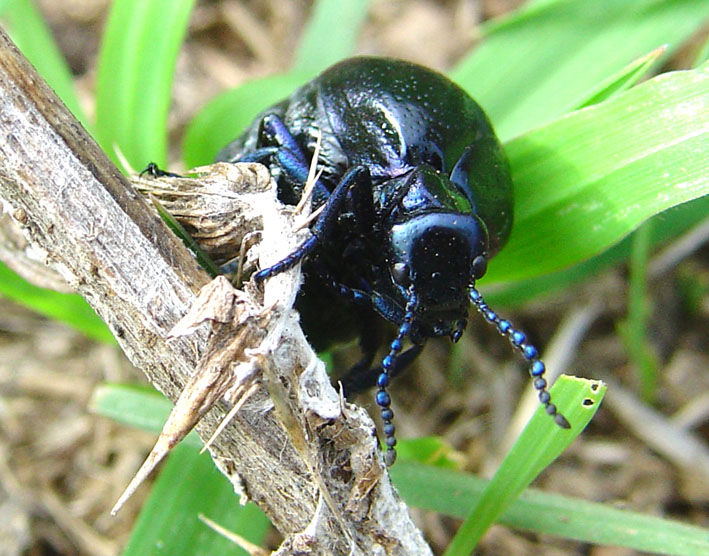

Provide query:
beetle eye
left=472, top=255, right=488, bottom=280
left=392, top=262, right=411, bottom=285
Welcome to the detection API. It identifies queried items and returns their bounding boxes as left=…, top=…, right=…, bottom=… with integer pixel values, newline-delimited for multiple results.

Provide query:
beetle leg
left=237, top=114, right=333, bottom=206
left=254, top=166, right=371, bottom=281
left=234, top=146, right=278, bottom=163
left=339, top=342, right=423, bottom=396
left=260, top=113, right=309, bottom=167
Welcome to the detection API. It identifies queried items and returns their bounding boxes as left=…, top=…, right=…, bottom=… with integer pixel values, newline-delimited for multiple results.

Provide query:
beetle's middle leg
left=253, top=164, right=371, bottom=281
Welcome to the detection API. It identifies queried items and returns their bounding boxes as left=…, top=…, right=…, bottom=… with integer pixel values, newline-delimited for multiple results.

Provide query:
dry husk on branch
left=124, top=162, right=432, bottom=555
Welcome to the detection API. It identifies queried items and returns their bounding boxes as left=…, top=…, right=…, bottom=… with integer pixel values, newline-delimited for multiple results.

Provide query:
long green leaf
left=182, top=72, right=309, bottom=168
left=392, top=462, right=709, bottom=556
left=444, top=376, right=605, bottom=555
left=90, top=384, right=198, bottom=444
left=0, top=263, right=113, bottom=343
left=95, top=0, right=196, bottom=170
left=453, top=0, right=709, bottom=141
left=122, top=443, right=270, bottom=556
left=484, top=194, right=709, bottom=308
left=485, top=63, right=709, bottom=283
left=292, top=0, right=371, bottom=76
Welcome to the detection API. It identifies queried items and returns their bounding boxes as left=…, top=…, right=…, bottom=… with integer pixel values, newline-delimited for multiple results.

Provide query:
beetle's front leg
left=254, top=165, right=372, bottom=281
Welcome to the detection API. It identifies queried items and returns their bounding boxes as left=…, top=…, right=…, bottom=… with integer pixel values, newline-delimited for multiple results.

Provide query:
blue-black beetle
left=217, top=56, right=569, bottom=465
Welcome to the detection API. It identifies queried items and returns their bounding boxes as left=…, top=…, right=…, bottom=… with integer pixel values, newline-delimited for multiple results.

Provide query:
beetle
left=216, top=56, right=569, bottom=465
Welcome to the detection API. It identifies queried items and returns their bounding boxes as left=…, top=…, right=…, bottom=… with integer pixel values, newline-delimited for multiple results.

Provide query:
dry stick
left=0, top=29, right=431, bottom=555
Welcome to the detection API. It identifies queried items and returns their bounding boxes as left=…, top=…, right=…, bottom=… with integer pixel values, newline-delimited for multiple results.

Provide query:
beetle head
left=387, top=165, right=490, bottom=334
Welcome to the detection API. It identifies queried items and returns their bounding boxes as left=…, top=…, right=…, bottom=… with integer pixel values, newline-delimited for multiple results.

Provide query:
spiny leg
left=469, top=286, right=570, bottom=429
left=253, top=165, right=371, bottom=281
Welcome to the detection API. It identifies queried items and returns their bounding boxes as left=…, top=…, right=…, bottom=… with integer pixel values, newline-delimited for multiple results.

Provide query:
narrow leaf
left=453, top=0, right=709, bottom=140
left=392, top=462, right=709, bottom=556
left=182, top=72, right=309, bottom=167
left=0, top=263, right=113, bottom=343
left=575, top=45, right=666, bottom=108
left=122, top=443, right=270, bottom=556
left=444, top=376, right=605, bottom=555
left=90, top=383, right=199, bottom=446
left=150, top=196, right=220, bottom=277
left=0, top=0, right=87, bottom=125
left=292, top=0, right=370, bottom=76
left=486, top=64, right=709, bottom=283
left=95, top=0, right=196, bottom=169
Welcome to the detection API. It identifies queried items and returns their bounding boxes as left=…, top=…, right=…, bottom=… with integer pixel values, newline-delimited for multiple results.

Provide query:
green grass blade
left=122, top=443, right=270, bottom=556
left=0, top=262, right=114, bottom=343
left=91, top=385, right=270, bottom=555
left=391, top=462, right=709, bottom=556
left=95, top=0, right=196, bottom=170
left=0, top=0, right=87, bottom=126
left=485, top=63, right=709, bottom=284
left=620, top=220, right=660, bottom=402
left=695, top=32, right=709, bottom=67
left=452, top=0, right=709, bottom=141
left=443, top=376, right=605, bottom=555
left=575, top=45, right=665, bottom=108
left=182, top=72, right=309, bottom=167
left=395, top=437, right=463, bottom=469
left=292, top=0, right=370, bottom=76
left=485, top=194, right=709, bottom=308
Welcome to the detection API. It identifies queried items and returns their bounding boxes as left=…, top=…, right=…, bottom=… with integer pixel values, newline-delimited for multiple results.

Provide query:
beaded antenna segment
left=469, top=286, right=570, bottom=429
left=375, top=289, right=418, bottom=466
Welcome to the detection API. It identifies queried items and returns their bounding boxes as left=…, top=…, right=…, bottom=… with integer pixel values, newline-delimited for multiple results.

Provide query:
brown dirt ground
left=1, top=1, right=707, bottom=555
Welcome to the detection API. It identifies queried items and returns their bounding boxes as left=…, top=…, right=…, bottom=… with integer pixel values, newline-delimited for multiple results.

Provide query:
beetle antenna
left=376, top=288, right=418, bottom=466
left=468, top=286, right=570, bottom=429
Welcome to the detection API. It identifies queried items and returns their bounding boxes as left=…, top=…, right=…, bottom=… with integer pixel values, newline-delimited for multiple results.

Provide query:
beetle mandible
left=217, top=56, right=569, bottom=465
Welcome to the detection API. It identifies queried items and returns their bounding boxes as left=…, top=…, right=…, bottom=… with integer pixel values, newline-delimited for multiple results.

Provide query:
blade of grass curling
left=122, top=443, right=270, bottom=556
left=443, top=375, right=606, bottom=556
left=96, top=0, right=196, bottom=170
left=575, top=45, right=666, bottom=109
left=484, top=63, right=709, bottom=284
left=391, top=461, right=709, bottom=555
